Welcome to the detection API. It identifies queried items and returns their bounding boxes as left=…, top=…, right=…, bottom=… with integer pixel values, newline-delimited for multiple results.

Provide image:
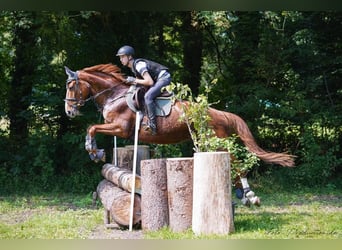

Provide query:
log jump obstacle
left=97, top=150, right=234, bottom=235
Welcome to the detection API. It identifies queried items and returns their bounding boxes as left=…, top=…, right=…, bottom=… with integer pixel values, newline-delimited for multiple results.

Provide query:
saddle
left=125, top=85, right=173, bottom=116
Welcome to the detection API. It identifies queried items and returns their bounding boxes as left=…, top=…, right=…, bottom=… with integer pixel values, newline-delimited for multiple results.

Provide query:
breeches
left=144, top=74, right=171, bottom=105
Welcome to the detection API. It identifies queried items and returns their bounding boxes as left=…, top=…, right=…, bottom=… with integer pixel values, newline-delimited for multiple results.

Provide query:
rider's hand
left=126, top=76, right=136, bottom=84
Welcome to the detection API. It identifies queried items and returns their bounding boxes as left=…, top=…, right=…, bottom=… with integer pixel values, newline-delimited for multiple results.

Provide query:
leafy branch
left=165, top=81, right=259, bottom=180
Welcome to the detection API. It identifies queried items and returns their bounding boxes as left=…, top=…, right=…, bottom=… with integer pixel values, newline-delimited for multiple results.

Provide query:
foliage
left=166, top=81, right=259, bottom=180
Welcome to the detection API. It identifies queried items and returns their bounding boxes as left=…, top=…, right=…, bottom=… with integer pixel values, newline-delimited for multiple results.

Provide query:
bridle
left=64, top=71, right=92, bottom=109
left=64, top=70, right=126, bottom=112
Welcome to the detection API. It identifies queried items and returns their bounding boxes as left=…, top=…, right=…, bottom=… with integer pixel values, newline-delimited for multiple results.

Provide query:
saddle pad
left=155, top=97, right=172, bottom=117
left=126, top=85, right=172, bottom=116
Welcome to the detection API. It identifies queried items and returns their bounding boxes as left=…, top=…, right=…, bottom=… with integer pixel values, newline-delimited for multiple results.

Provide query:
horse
left=64, top=63, right=296, bottom=207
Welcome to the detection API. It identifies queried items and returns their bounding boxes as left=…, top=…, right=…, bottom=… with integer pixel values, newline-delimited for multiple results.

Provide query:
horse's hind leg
left=235, top=176, right=261, bottom=207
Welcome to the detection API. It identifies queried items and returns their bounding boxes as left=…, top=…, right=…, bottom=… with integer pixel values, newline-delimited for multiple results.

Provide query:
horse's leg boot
left=145, top=103, right=157, bottom=135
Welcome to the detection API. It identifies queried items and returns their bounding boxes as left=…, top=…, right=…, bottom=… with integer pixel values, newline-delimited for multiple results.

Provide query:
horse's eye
left=67, top=83, right=75, bottom=90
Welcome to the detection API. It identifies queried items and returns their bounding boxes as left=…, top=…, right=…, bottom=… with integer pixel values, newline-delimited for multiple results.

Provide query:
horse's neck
left=84, top=73, right=128, bottom=106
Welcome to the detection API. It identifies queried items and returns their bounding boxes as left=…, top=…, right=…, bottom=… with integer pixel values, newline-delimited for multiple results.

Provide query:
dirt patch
left=88, top=224, right=143, bottom=239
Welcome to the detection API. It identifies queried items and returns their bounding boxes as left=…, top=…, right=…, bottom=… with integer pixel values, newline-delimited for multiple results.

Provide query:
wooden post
left=125, top=145, right=150, bottom=175
left=192, top=152, right=234, bottom=235
left=96, top=179, right=141, bottom=227
left=113, top=145, right=150, bottom=175
left=115, top=147, right=133, bottom=169
left=166, top=157, right=194, bottom=232
left=140, top=158, right=169, bottom=231
left=101, top=163, right=141, bottom=193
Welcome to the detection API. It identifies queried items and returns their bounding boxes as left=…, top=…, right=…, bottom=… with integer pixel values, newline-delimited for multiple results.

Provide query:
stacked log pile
left=96, top=145, right=233, bottom=235
left=96, top=145, right=150, bottom=228
left=96, top=178, right=141, bottom=227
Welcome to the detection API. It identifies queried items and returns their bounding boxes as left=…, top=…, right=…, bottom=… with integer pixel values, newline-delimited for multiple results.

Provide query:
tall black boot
left=145, top=103, right=157, bottom=135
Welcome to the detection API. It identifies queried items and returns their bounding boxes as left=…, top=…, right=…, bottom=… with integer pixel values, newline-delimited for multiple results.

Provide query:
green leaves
left=167, top=81, right=259, bottom=178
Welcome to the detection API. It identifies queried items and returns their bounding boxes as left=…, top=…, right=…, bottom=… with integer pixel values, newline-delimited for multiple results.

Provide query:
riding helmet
left=116, top=45, right=135, bottom=56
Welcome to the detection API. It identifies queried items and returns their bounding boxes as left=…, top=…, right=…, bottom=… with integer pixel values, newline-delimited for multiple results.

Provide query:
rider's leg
left=144, top=74, right=171, bottom=135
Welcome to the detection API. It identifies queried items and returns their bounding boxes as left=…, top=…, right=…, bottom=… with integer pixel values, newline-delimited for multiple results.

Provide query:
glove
left=126, top=76, right=136, bottom=84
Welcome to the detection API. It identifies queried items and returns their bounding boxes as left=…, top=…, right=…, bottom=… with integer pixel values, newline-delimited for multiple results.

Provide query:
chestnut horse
left=64, top=64, right=295, bottom=206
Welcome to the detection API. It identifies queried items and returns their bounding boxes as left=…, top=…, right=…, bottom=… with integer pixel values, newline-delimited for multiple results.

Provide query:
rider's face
left=119, top=55, right=130, bottom=67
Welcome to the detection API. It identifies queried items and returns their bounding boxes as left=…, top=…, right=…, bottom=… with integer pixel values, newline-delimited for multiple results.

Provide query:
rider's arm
left=133, top=61, right=154, bottom=87
left=134, top=71, right=154, bottom=86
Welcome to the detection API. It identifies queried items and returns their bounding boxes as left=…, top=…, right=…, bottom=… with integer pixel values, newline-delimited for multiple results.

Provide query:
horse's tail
left=217, top=110, right=296, bottom=167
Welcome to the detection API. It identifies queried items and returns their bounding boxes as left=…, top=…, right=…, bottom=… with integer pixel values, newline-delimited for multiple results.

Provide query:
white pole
left=129, top=111, right=141, bottom=231
left=113, top=136, right=117, bottom=166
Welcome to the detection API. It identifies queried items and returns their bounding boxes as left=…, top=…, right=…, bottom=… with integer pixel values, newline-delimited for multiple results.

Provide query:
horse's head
left=64, top=66, right=91, bottom=118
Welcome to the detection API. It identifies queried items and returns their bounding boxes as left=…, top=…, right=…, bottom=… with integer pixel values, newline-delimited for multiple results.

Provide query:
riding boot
left=145, top=103, right=157, bottom=135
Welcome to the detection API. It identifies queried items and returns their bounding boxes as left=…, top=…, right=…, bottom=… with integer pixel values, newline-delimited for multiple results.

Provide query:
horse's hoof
left=89, top=149, right=106, bottom=162
left=250, top=196, right=261, bottom=206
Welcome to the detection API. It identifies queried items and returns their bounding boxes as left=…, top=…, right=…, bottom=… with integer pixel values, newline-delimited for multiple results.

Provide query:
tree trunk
left=166, top=157, right=193, bottom=232
left=8, top=12, right=38, bottom=144
left=101, top=163, right=141, bottom=193
left=96, top=179, right=141, bottom=227
left=140, top=158, right=169, bottom=231
left=192, top=152, right=234, bottom=235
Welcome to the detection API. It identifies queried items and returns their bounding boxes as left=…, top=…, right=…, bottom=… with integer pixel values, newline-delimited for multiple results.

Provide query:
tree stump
left=166, top=157, right=194, bottom=232
left=140, top=158, right=169, bottom=231
left=96, top=179, right=141, bottom=227
left=113, top=145, right=150, bottom=175
left=101, top=163, right=141, bottom=193
left=192, top=152, right=234, bottom=235
left=115, top=147, right=133, bottom=169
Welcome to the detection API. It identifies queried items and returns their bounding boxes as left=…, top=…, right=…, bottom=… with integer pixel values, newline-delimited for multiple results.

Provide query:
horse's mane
left=83, top=64, right=126, bottom=83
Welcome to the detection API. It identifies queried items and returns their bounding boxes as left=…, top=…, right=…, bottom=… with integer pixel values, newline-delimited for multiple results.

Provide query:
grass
left=0, top=186, right=341, bottom=239
left=145, top=187, right=342, bottom=239
left=0, top=193, right=103, bottom=239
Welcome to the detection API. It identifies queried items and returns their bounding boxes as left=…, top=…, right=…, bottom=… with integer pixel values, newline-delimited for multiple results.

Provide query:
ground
left=88, top=223, right=143, bottom=239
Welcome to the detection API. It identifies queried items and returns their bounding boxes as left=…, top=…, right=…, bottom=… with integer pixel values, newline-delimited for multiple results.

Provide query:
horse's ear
left=64, top=66, right=76, bottom=79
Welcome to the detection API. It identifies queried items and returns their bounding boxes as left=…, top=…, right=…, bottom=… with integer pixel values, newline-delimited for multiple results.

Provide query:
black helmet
left=116, top=45, right=135, bottom=56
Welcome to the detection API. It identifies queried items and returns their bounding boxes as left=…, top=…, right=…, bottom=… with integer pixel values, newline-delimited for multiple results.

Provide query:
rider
left=116, top=45, right=171, bottom=135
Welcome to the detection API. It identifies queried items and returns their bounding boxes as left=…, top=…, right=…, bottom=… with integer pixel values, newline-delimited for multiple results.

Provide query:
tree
left=7, top=12, right=39, bottom=144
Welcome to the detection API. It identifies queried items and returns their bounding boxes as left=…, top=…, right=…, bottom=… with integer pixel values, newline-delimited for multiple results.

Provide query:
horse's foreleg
left=85, top=122, right=128, bottom=162
left=85, top=133, right=105, bottom=163
left=240, top=177, right=261, bottom=207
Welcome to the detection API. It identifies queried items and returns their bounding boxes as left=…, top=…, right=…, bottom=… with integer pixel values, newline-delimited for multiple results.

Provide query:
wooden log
left=192, top=152, right=234, bottom=235
left=96, top=179, right=141, bottom=227
left=166, top=157, right=194, bottom=232
left=101, top=163, right=141, bottom=193
left=140, top=158, right=169, bottom=231
left=113, top=145, right=150, bottom=175
left=114, top=147, right=132, bottom=169
left=124, top=145, right=150, bottom=175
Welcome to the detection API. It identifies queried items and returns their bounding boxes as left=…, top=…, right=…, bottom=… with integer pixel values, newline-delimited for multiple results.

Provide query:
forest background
left=0, top=11, right=341, bottom=194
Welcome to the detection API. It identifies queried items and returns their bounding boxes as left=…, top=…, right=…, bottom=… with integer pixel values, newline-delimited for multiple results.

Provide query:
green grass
left=145, top=187, right=342, bottom=239
left=0, top=193, right=103, bottom=239
left=0, top=187, right=341, bottom=239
